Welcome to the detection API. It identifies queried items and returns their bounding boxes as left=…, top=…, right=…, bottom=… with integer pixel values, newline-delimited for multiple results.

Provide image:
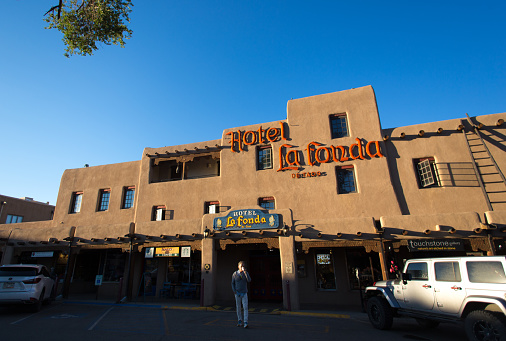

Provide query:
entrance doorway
left=249, top=250, right=282, bottom=302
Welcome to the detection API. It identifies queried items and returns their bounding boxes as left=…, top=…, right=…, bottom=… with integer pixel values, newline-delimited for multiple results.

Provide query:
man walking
left=231, top=260, right=251, bottom=328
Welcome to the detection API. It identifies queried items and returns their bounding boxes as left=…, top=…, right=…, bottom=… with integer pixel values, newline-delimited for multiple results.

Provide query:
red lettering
left=267, top=127, right=280, bottom=142
left=243, top=131, right=257, bottom=146
left=278, top=144, right=299, bottom=171
left=315, top=146, right=331, bottom=163
left=257, top=126, right=265, bottom=144
left=349, top=138, right=365, bottom=160
left=225, top=131, right=240, bottom=153
left=366, top=140, right=384, bottom=158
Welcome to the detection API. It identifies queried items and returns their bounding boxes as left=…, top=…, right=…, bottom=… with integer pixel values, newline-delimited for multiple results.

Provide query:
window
left=435, top=262, right=461, bottom=282
left=316, top=252, right=336, bottom=290
left=257, top=146, right=273, bottom=170
left=6, top=215, right=23, bottom=224
left=336, top=166, right=357, bottom=194
left=205, top=201, right=220, bottom=214
left=122, top=186, right=135, bottom=209
left=152, top=205, right=166, bottom=221
left=98, top=189, right=111, bottom=211
left=102, top=250, right=126, bottom=282
left=70, top=192, right=83, bottom=213
left=330, top=113, right=349, bottom=138
left=346, top=249, right=382, bottom=290
left=258, top=197, right=275, bottom=210
left=415, top=157, right=440, bottom=188
left=406, top=262, right=429, bottom=280
left=467, top=261, right=506, bottom=283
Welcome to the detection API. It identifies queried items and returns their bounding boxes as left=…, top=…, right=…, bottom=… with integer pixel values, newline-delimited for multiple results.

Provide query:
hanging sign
left=407, top=239, right=465, bottom=252
left=181, top=246, right=191, bottom=258
left=155, top=247, right=180, bottom=257
left=144, top=248, right=154, bottom=259
left=213, top=209, right=279, bottom=231
left=31, top=251, right=54, bottom=258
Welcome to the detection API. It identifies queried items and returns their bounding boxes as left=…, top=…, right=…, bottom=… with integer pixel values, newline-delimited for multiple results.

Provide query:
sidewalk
left=59, top=294, right=369, bottom=322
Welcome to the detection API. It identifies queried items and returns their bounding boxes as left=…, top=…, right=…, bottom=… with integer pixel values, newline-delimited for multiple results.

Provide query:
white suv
left=365, top=256, right=506, bottom=341
left=0, top=264, right=55, bottom=312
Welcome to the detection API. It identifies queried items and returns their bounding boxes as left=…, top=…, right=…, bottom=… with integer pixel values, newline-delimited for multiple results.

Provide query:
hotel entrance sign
left=213, top=209, right=279, bottom=231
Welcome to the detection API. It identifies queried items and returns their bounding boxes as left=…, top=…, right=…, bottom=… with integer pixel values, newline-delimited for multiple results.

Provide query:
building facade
left=1, top=86, right=505, bottom=310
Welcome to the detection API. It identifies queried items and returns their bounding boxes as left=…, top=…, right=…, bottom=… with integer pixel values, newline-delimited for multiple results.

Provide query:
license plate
left=2, top=282, right=15, bottom=289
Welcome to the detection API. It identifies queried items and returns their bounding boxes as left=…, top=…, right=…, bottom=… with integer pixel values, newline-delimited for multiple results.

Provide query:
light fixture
left=283, top=225, right=288, bottom=236
left=204, top=228, right=210, bottom=238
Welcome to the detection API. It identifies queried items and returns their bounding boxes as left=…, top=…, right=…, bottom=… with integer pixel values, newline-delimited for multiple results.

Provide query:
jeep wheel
left=366, top=296, right=393, bottom=330
left=465, top=310, right=506, bottom=341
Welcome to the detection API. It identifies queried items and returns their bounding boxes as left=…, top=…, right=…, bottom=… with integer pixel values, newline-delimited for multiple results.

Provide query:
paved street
left=0, top=301, right=467, bottom=341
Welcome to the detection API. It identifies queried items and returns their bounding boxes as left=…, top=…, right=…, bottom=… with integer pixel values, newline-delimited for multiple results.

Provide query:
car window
left=466, top=261, right=506, bottom=283
left=435, top=262, right=461, bottom=282
left=0, top=267, right=38, bottom=277
left=40, top=267, right=51, bottom=277
left=406, top=262, right=429, bottom=280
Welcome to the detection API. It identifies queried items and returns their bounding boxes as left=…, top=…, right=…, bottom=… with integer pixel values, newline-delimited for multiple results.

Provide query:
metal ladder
left=463, top=114, right=506, bottom=211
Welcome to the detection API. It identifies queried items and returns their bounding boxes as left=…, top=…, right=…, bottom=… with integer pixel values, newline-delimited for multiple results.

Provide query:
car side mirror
left=401, top=272, right=411, bottom=284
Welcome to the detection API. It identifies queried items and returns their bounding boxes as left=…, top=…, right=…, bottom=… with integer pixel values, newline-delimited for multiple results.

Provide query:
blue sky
left=1, top=0, right=505, bottom=206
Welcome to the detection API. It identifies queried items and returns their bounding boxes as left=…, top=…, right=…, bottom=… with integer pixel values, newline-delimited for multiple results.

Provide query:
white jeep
left=365, top=256, right=506, bottom=341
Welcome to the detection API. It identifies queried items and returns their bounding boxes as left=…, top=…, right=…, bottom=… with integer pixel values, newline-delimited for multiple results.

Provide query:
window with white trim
left=415, top=157, right=440, bottom=188
left=257, top=146, right=273, bottom=170
left=70, top=192, right=83, bottom=213
left=152, top=205, right=166, bottom=221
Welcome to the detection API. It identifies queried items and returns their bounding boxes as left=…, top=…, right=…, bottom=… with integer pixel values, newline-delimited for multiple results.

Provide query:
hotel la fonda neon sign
left=225, top=121, right=385, bottom=175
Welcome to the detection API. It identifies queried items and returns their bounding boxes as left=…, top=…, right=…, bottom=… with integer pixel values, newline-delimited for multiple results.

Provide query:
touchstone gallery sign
left=407, top=239, right=465, bottom=252
left=213, top=209, right=280, bottom=231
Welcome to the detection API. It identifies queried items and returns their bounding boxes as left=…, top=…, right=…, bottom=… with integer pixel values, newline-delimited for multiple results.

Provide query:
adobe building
left=1, top=85, right=505, bottom=310
left=0, top=195, right=54, bottom=225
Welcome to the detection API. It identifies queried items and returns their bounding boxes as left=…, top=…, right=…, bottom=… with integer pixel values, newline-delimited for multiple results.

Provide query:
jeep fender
left=460, top=296, right=506, bottom=317
left=365, top=286, right=401, bottom=309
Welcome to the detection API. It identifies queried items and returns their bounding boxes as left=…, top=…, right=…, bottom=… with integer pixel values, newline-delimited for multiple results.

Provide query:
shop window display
left=315, top=252, right=336, bottom=290
left=346, top=249, right=381, bottom=290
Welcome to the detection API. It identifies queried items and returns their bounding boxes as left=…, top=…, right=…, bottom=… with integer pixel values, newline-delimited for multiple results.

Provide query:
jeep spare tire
left=465, top=310, right=506, bottom=341
left=366, top=296, right=393, bottom=330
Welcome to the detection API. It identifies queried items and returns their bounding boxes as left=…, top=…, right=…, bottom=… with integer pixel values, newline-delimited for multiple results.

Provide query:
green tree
left=44, top=0, right=133, bottom=57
